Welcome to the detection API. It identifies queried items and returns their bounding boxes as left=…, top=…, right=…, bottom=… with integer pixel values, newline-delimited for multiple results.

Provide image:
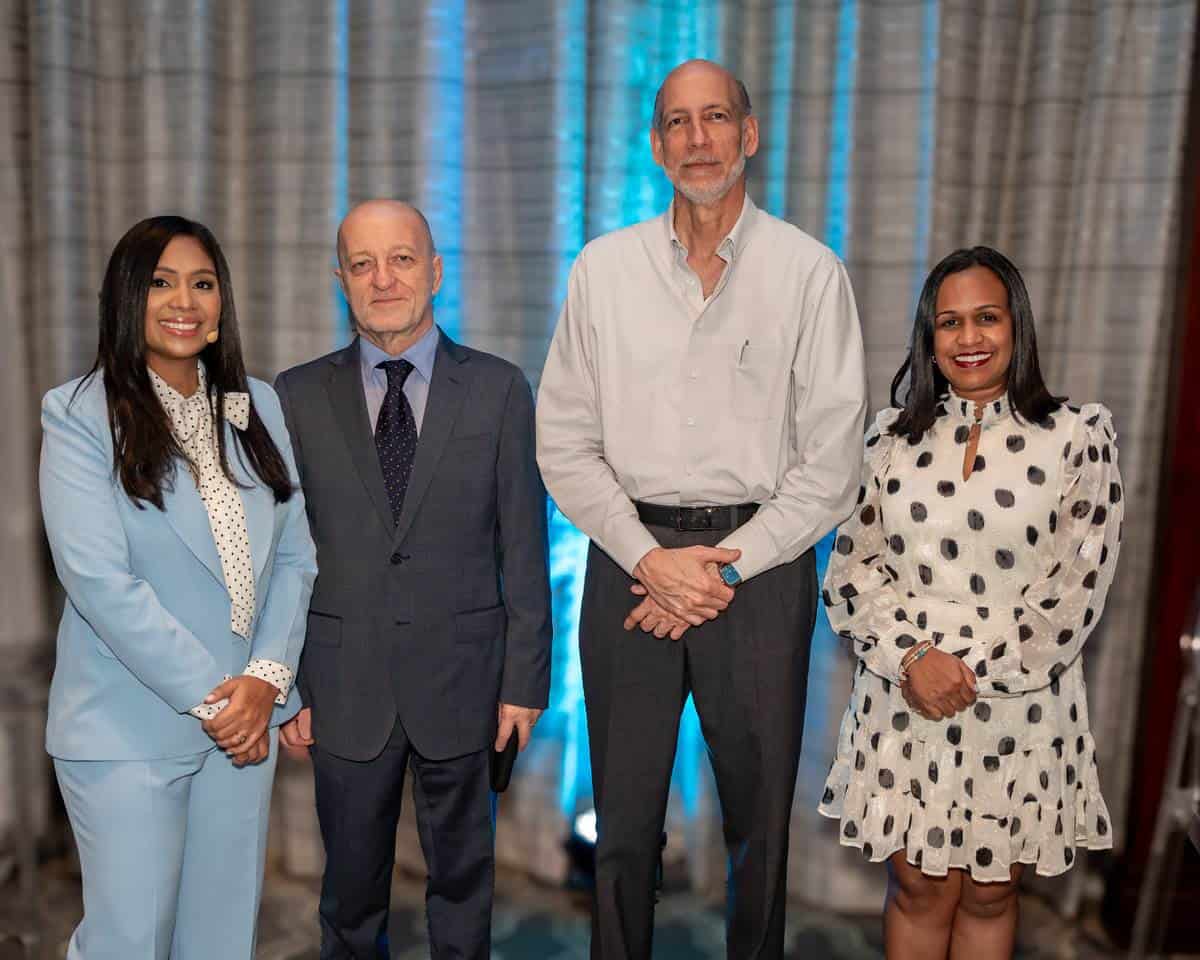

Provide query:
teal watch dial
left=718, top=562, right=742, bottom=587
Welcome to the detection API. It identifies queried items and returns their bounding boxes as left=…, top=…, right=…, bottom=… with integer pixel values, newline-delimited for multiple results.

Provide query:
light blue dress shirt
left=358, top=325, right=439, bottom=434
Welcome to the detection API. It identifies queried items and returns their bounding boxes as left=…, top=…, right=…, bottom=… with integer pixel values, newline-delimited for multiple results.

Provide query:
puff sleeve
left=822, top=409, right=936, bottom=684
left=982, top=405, right=1123, bottom=694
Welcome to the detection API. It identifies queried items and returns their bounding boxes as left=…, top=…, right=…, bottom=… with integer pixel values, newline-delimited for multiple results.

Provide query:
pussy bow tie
left=164, top=388, right=250, bottom=442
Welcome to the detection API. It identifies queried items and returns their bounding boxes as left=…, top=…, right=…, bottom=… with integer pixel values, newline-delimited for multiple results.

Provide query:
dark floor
left=0, top=856, right=1146, bottom=960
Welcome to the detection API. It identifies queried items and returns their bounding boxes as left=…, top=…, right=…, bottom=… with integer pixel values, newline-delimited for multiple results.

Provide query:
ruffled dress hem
left=817, top=727, right=1113, bottom=882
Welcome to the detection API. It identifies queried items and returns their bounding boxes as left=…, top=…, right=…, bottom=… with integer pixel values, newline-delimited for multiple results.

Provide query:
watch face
left=720, top=563, right=741, bottom=586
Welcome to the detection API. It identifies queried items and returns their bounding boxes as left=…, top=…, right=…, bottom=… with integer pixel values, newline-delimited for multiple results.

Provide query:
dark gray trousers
left=580, top=527, right=817, bottom=960
left=311, top=718, right=494, bottom=960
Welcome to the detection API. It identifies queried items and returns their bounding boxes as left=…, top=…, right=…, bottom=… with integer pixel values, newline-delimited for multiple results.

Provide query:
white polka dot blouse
left=148, top=364, right=293, bottom=720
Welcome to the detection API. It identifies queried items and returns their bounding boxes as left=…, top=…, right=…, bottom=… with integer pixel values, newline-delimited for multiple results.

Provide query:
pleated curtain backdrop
left=1, top=0, right=1193, bottom=911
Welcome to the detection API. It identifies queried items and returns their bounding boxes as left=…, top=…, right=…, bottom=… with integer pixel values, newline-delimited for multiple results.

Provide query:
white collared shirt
left=149, top=364, right=292, bottom=718
left=536, top=194, right=869, bottom=580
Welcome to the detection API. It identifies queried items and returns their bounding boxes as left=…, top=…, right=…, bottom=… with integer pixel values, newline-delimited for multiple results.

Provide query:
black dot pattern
left=150, top=366, right=294, bottom=717
left=817, top=398, right=1123, bottom=881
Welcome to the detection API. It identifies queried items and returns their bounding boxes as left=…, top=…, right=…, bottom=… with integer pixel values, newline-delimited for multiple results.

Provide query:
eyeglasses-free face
left=932, top=265, right=1015, bottom=405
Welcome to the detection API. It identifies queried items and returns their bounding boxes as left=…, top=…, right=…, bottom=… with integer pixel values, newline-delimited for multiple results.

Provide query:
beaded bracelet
left=898, top=639, right=934, bottom=685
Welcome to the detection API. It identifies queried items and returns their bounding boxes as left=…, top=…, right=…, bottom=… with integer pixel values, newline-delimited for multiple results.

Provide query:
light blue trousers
left=53, top=731, right=279, bottom=959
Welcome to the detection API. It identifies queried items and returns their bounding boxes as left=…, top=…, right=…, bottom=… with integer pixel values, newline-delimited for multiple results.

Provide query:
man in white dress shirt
left=536, top=60, right=869, bottom=959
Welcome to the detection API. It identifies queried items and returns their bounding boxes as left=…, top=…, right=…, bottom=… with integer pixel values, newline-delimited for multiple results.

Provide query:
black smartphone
left=490, top=731, right=518, bottom=792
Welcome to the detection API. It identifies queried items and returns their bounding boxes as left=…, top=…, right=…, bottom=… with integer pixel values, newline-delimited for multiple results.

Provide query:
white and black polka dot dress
left=817, top=392, right=1123, bottom=882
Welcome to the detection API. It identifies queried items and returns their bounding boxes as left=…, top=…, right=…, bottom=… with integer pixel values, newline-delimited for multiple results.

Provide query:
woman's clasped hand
left=900, top=648, right=978, bottom=721
left=201, top=675, right=283, bottom=764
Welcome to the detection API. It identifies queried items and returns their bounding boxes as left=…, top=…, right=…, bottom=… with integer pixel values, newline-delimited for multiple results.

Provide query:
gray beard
left=672, top=150, right=747, bottom=206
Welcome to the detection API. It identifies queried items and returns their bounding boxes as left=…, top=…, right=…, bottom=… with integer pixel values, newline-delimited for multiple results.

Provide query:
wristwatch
left=718, top=562, right=742, bottom=587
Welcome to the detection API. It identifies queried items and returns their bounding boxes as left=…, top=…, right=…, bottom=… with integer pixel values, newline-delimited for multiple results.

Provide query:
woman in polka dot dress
left=818, top=247, right=1122, bottom=959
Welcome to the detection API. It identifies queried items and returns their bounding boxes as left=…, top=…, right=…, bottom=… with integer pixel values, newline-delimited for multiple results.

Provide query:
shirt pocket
left=732, top=341, right=778, bottom=421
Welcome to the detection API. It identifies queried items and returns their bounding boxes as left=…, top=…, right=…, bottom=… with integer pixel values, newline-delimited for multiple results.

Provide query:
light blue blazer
left=40, top=373, right=317, bottom=761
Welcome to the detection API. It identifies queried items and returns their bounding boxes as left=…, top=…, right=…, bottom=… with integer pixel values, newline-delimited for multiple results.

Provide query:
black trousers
left=580, top=528, right=817, bottom=960
left=310, top=718, right=494, bottom=960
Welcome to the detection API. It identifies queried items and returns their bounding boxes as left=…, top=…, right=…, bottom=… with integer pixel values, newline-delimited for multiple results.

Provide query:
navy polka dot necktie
left=375, top=359, right=418, bottom=525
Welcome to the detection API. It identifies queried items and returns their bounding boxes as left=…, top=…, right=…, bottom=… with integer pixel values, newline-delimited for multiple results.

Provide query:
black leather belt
left=635, top=501, right=759, bottom=532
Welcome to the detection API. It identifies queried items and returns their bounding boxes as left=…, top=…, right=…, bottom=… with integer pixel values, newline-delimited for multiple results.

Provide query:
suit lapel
left=162, top=426, right=276, bottom=596
left=161, top=467, right=226, bottom=588
left=393, top=332, right=469, bottom=547
left=324, top=341, right=395, bottom=530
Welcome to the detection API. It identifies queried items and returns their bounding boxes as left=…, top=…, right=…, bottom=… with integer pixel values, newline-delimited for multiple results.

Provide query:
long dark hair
left=76, top=215, right=293, bottom=508
left=889, top=246, right=1063, bottom=440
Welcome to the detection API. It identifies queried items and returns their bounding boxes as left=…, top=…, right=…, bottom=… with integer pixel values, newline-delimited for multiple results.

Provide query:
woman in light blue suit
left=39, top=215, right=317, bottom=958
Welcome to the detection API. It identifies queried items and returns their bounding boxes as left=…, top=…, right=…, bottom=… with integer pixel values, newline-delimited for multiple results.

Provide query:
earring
left=205, top=330, right=219, bottom=344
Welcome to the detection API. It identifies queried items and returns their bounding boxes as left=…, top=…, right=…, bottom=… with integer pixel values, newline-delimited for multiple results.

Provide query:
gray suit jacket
left=275, top=331, right=552, bottom=761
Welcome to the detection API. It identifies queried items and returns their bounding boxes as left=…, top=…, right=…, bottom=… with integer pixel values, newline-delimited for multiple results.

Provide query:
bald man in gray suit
left=276, top=201, right=552, bottom=960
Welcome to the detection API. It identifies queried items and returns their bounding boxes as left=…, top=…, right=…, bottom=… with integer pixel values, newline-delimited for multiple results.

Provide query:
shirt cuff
left=243, top=658, right=293, bottom=704
left=605, top=517, right=663, bottom=578
left=188, top=660, right=292, bottom=720
left=715, top=518, right=777, bottom=582
left=190, top=673, right=233, bottom=719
